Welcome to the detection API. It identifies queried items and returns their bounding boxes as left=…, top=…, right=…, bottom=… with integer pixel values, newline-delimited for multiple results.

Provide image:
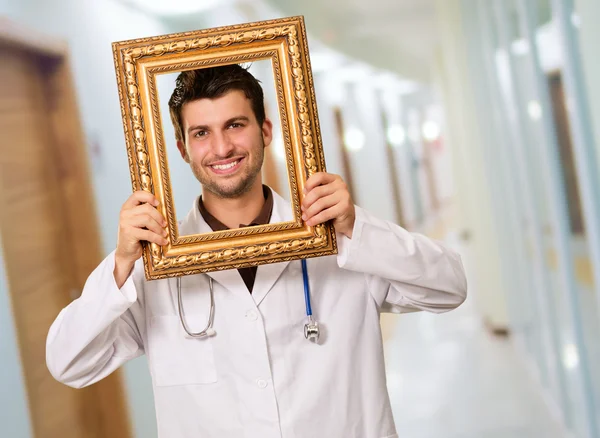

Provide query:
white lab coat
left=46, top=191, right=467, bottom=438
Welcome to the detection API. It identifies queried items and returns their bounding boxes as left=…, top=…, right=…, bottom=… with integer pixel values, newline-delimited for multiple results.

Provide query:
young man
left=46, top=65, right=467, bottom=438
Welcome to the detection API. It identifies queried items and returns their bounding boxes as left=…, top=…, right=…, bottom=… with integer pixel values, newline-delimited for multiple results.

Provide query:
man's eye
left=194, top=130, right=208, bottom=138
left=228, top=123, right=243, bottom=129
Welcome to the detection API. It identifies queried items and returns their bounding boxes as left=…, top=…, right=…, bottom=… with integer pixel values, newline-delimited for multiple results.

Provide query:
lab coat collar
left=178, top=189, right=295, bottom=306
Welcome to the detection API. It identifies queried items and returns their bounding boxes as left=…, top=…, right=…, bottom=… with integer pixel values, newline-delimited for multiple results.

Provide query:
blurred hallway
left=382, top=212, right=568, bottom=438
left=383, top=291, right=566, bottom=438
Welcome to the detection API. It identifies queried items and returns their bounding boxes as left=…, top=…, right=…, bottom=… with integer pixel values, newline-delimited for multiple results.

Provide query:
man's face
left=176, top=90, right=272, bottom=198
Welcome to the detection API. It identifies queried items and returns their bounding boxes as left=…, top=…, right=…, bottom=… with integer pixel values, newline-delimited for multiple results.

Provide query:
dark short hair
left=168, top=64, right=265, bottom=142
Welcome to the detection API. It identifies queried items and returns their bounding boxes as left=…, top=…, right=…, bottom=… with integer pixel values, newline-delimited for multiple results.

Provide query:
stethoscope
left=177, top=259, right=320, bottom=343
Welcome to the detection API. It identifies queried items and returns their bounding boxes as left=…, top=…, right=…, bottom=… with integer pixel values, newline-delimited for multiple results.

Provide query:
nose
left=212, top=131, right=235, bottom=158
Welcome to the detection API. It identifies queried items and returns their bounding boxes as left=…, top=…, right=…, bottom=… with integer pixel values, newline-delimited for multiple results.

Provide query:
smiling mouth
left=212, top=160, right=238, bottom=170
left=209, top=157, right=244, bottom=175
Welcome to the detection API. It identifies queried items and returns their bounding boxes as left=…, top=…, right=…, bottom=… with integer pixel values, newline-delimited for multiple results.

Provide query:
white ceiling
left=263, top=0, right=439, bottom=82
left=123, top=0, right=439, bottom=83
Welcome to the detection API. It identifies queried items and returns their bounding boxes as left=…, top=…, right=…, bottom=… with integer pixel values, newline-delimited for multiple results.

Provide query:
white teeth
left=212, top=160, right=238, bottom=170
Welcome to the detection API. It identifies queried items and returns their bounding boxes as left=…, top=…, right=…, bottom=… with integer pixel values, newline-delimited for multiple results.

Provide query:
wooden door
left=0, top=29, right=132, bottom=438
left=547, top=71, right=585, bottom=235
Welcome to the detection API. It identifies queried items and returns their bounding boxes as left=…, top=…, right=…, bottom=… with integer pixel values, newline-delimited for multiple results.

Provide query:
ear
left=261, top=118, right=273, bottom=147
left=176, top=140, right=190, bottom=163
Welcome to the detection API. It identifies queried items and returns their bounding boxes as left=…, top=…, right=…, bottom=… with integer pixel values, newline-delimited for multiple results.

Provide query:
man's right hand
left=114, top=191, right=168, bottom=288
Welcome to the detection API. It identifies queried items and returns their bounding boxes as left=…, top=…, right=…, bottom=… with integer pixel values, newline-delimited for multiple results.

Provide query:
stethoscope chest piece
left=304, top=317, right=320, bottom=343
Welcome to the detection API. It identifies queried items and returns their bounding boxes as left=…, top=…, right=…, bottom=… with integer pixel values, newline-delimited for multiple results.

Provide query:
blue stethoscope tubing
left=301, top=259, right=320, bottom=342
left=177, top=259, right=319, bottom=342
left=301, top=259, right=312, bottom=317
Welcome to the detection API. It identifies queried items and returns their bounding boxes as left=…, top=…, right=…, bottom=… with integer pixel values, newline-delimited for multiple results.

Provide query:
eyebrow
left=187, top=116, right=250, bottom=134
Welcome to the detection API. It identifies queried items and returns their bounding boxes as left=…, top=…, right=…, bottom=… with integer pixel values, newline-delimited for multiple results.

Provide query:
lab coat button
left=256, top=379, right=268, bottom=388
left=246, top=310, right=258, bottom=321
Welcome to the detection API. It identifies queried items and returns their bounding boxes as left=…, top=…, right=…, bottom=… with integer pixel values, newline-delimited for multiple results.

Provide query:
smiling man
left=46, top=64, right=468, bottom=438
left=168, top=66, right=275, bottom=232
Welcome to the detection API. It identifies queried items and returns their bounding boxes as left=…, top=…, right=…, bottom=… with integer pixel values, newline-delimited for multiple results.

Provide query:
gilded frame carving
left=112, top=16, right=337, bottom=280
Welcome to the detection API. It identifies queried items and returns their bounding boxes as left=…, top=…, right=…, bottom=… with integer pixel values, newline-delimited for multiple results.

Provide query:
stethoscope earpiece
left=205, top=328, right=217, bottom=337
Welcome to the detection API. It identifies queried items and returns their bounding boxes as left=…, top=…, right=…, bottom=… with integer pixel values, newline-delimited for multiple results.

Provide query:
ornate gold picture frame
left=112, top=16, right=337, bottom=280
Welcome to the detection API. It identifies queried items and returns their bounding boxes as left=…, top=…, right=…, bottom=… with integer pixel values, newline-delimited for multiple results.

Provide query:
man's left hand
left=301, top=172, right=356, bottom=238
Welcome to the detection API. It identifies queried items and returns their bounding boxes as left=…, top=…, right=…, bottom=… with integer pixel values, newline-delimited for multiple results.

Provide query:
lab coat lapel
left=177, top=198, right=248, bottom=295
left=251, top=191, right=295, bottom=306
left=178, top=192, right=296, bottom=300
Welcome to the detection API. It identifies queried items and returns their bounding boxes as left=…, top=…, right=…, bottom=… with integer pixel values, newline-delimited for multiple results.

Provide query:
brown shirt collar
left=198, top=185, right=274, bottom=231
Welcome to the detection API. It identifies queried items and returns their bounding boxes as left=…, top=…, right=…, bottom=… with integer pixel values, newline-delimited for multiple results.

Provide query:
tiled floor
left=381, top=297, right=567, bottom=438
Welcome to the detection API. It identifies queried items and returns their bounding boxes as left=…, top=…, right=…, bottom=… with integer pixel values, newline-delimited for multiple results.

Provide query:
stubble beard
left=191, top=137, right=265, bottom=199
